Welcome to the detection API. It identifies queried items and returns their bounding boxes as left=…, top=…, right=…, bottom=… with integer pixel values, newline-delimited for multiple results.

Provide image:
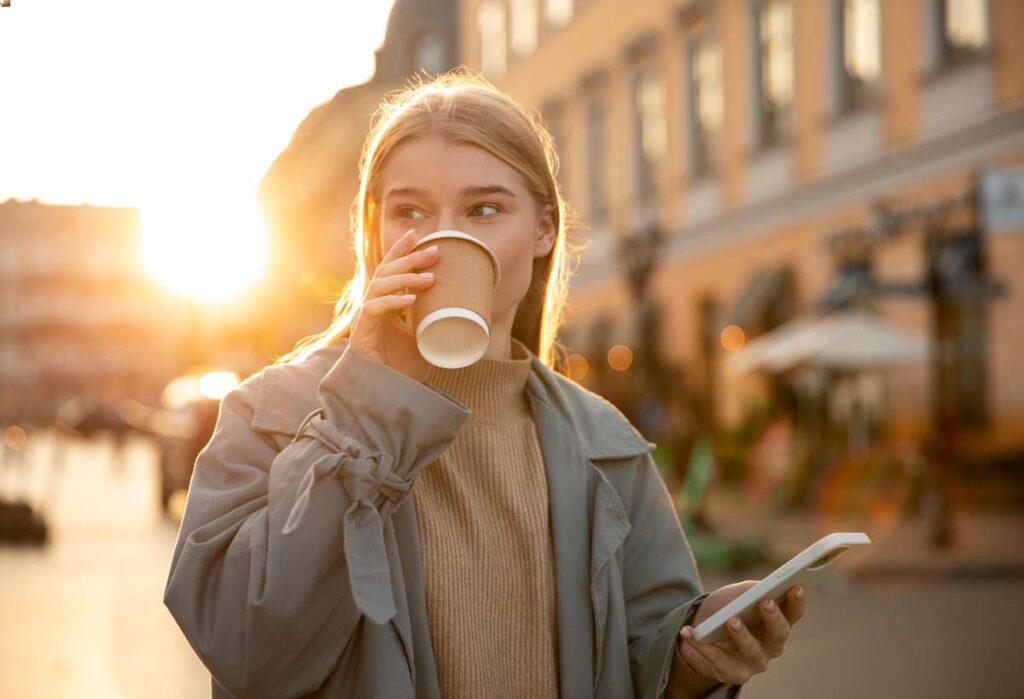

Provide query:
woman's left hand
left=675, top=580, right=805, bottom=689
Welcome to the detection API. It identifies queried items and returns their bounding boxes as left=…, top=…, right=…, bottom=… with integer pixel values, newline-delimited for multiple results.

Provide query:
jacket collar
left=248, top=337, right=655, bottom=460
left=522, top=351, right=656, bottom=460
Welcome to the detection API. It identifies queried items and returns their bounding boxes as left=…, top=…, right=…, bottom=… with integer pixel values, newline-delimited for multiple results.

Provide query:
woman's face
left=376, top=134, right=556, bottom=329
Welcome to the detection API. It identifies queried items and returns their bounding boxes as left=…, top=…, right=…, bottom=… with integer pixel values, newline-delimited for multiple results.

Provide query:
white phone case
left=691, top=532, right=871, bottom=644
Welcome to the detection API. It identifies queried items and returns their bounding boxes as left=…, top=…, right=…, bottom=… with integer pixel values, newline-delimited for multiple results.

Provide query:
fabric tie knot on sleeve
left=282, top=408, right=404, bottom=625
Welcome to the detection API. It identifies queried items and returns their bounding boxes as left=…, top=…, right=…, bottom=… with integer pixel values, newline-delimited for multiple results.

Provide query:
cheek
left=379, top=219, right=400, bottom=248
left=493, top=239, right=536, bottom=305
left=379, top=222, right=409, bottom=258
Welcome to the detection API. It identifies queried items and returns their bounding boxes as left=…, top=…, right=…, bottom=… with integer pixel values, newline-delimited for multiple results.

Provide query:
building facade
left=0, top=199, right=183, bottom=425
left=459, top=0, right=1024, bottom=458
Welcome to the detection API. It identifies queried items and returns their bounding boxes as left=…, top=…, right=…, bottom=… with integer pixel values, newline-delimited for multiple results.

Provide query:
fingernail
left=795, top=586, right=804, bottom=599
left=419, top=272, right=434, bottom=279
left=729, top=618, right=741, bottom=630
left=764, top=599, right=774, bottom=611
left=425, top=245, right=438, bottom=253
left=681, top=626, right=692, bottom=638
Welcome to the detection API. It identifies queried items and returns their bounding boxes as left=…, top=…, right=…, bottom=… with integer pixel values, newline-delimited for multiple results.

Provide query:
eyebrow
left=385, top=184, right=518, bottom=200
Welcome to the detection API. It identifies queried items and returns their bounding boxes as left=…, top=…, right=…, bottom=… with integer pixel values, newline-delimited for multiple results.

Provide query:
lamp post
left=617, top=221, right=666, bottom=392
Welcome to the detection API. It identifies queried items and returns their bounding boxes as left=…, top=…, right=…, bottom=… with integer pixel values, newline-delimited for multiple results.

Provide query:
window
left=510, top=0, right=538, bottom=57
left=755, top=0, right=793, bottom=147
left=585, top=93, right=608, bottom=224
left=478, top=1, right=507, bottom=78
left=839, top=0, right=880, bottom=110
left=941, top=0, right=989, bottom=63
left=546, top=0, right=573, bottom=27
left=919, top=0, right=993, bottom=135
left=632, top=65, right=666, bottom=207
left=688, top=34, right=723, bottom=176
left=413, top=31, right=446, bottom=75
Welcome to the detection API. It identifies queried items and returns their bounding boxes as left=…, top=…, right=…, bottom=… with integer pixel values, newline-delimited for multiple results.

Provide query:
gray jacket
left=164, top=337, right=743, bottom=699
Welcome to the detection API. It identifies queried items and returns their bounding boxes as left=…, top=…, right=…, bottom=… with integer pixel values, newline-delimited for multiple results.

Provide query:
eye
left=395, top=206, right=425, bottom=219
left=470, top=202, right=501, bottom=217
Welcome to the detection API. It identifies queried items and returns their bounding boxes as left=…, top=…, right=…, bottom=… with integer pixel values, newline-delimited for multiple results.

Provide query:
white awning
left=725, top=310, right=932, bottom=373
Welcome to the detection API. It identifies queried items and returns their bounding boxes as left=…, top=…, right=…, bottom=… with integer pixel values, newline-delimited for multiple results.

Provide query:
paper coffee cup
left=402, top=230, right=501, bottom=369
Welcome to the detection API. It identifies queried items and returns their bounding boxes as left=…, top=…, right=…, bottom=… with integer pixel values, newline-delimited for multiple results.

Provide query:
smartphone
left=691, top=532, right=871, bottom=644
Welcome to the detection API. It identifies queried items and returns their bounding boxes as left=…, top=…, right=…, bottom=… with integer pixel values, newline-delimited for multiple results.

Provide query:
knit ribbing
left=421, top=337, right=533, bottom=425
left=414, top=337, right=560, bottom=698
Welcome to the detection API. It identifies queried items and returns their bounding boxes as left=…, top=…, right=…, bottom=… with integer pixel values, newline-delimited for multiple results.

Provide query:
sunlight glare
left=140, top=196, right=269, bottom=303
left=198, top=371, right=241, bottom=400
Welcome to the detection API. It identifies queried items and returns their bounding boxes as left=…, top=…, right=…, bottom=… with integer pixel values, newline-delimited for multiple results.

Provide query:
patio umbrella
left=726, top=310, right=932, bottom=374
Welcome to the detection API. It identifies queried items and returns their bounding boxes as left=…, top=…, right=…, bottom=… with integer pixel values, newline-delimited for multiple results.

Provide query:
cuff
left=316, top=344, right=472, bottom=475
left=277, top=345, right=472, bottom=625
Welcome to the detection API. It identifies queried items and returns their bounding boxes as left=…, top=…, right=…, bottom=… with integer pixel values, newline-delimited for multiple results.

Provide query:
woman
left=164, top=70, right=805, bottom=699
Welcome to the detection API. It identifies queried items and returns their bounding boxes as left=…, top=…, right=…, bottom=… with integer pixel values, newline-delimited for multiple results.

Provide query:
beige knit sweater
left=414, top=336, right=560, bottom=698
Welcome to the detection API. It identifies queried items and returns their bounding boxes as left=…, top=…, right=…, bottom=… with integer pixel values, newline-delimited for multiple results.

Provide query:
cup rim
left=415, top=307, right=490, bottom=368
left=411, top=229, right=502, bottom=290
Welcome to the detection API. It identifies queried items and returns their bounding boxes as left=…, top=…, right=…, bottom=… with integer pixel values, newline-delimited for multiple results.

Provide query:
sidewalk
left=702, top=487, right=1024, bottom=582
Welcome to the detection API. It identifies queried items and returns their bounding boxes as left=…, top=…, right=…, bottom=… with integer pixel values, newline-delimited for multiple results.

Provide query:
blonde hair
left=273, top=68, right=583, bottom=369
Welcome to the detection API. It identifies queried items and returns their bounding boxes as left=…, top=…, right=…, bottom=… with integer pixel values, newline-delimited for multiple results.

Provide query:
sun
left=140, top=194, right=269, bottom=303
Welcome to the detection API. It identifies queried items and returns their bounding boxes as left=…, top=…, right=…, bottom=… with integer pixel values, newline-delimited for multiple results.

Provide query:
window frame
left=834, top=0, right=882, bottom=115
left=631, top=62, right=666, bottom=213
left=477, top=0, right=509, bottom=79
left=509, top=0, right=539, bottom=58
left=921, top=0, right=993, bottom=79
left=583, top=86, right=610, bottom=226
left=544, top=0, right=573, bottom=28
left=749, top=0, right=794, bottom=151
left=686, top=30, right=724, bottom=179
left=411, top=29, right=446, bottom=76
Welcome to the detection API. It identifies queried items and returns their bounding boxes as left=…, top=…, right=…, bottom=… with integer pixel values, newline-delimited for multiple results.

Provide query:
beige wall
left=994, top=0, right=1024, bottom=107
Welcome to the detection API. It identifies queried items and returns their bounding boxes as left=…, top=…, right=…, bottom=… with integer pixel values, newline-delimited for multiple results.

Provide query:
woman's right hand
left=349, top=228, right=439, bottom=378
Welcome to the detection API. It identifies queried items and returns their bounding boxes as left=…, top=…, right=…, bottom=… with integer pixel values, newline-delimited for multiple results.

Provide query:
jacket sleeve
left=163, top=345, right=471, bottom=699
left=624, top=452, right=742, bottom=699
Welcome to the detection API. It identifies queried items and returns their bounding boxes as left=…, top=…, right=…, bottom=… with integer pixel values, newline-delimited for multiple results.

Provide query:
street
left=0, top=433, right=209, bottom=699
left=701, top=568, right=1024, bottom=698
left=1, top=433, right=1022, bottom=698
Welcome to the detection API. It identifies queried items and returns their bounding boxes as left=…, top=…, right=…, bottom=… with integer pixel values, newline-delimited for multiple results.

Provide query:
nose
left=435, top=207, right=460, bottom=232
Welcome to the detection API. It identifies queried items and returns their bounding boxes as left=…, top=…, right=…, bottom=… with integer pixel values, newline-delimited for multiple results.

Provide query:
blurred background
left=2, top=0, right=1023, bottom=697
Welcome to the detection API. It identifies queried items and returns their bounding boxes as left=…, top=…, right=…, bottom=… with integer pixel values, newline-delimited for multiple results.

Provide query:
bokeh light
left=720, top=324, right=747, bottom=352
left=608, top=344, right=634, bottom=371
left=3, top=425, right=28, bottom=451
left=563, top=353, right=590, bottom=381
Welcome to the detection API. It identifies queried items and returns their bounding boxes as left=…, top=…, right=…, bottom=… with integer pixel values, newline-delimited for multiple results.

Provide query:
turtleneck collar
left=422, top=336, right=533, bottom=425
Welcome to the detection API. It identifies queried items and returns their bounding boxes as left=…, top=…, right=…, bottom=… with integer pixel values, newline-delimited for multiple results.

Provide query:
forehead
left=378, top=135, right=526, bottom=197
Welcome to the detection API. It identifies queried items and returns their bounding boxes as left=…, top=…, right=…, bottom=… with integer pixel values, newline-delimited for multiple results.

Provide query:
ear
left=534, top=203, right=557, bottom=258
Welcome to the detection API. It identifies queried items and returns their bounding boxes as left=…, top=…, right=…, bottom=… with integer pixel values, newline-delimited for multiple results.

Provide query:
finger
left=756, top=598, right=790, bottom=657
left=678, top=637, right=724, bottom=684
left=783, top=585, right=806, bottom=625
left=362, top=293, right=417, bottom=318
left=367, top=271, right=435, bottom=300
left=681, top=629, right=753, bottom=685
left=376, top=241, right=439, bottom=279
left=380, top=229, right=420, bottom=265
left=724, top=617, right=769, bottom=672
